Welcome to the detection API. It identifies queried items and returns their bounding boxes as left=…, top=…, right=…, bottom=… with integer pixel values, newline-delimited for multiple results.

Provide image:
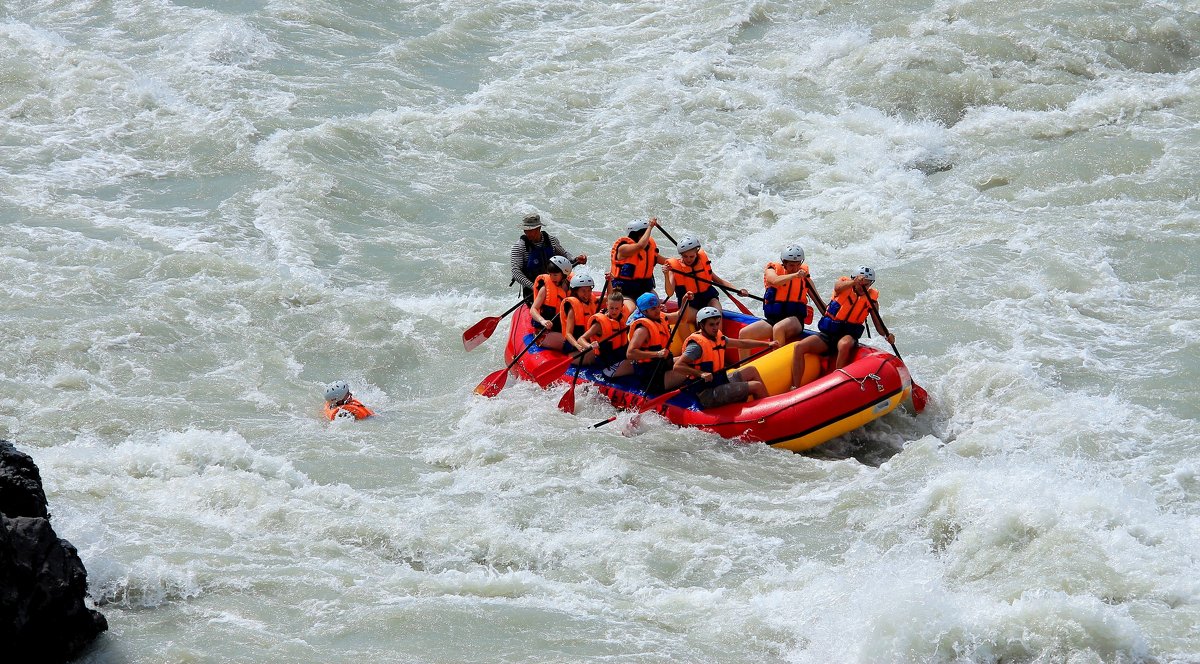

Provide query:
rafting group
left=463, top=213, right=926, bottom=451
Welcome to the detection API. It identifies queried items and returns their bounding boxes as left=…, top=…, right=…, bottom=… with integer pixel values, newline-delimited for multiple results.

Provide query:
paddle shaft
left=665, top=267, right=764, bottom=302
left=855, top=284, right=899, bottom=360
left=592, top=309, right=688, bottom=428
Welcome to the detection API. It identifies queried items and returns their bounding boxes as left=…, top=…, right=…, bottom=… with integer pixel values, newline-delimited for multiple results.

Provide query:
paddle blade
left=911, top=382, right=929, bottom=414
left=726, top=294, right=753, bottom=316
left=557, top=386, right=577, bottom=414
left=462, top=317, right=499, bottom=352
left=473, top=369, right=508, bottom=398
left=533, top=355, right=574, bottom=388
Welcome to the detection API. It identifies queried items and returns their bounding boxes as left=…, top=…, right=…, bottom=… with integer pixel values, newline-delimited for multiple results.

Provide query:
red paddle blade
left=473, top=369, right=508, bottom=398
left=911, top=383, right=929, bottom=414
left=557, top=387, right=577, bottom=414
left=533, top=356, right=574, bottom=388
left=726, top=295, right=753, bottom=316
left=462, top=317, right=500, bottom=352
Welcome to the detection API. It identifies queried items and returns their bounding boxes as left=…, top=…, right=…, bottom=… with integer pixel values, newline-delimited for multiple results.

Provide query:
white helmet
left=677, top=235, right=702, bottom=253
left=695, top=306, right=723, bottom=324
left=548, top=255, right=573, bottom=274
left=626, top=218, right=649, bottom=234
left=781, top=245, right=805, bottom=263
left=569, top=272, right=595, bottom=289
left=324, top=380, right=350, bottom=403
left=854, top=265, right=876, bottom=282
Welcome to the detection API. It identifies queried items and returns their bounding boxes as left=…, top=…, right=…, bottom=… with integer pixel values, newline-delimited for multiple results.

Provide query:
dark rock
left=0, top=440, right=107, bottom=663
left=0, top=440, right=49, bottom=519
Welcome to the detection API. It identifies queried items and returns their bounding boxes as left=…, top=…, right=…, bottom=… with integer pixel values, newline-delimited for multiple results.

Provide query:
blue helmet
left=636, top=292, right=661, bottom=311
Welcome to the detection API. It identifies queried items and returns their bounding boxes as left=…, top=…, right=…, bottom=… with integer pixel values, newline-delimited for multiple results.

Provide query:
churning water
left=1, top=0, right=1198, bottom=661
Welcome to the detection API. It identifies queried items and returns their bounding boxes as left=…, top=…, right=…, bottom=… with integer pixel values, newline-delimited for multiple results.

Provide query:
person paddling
left=610, top=217, right=669, bottom=312
left=510, top=213, right=587, bottom=300
left=626, top=291, right=691, bottom=394
left=675, top=307, right=776, bottom=408
left=789, top=266, right=894, bottom=388
left=577, top=290, right=633, bottom=378
left=662, top=235, right=748, bottom=330
left=323, top=381, right=374, bottom=421
left=738, top=245, right=813, bottom=357
left=529, top=255, right=573, bottom=350
left=559, top=272, right=599, bottom=355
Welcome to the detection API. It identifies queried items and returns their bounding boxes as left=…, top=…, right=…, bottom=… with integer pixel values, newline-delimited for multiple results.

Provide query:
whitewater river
left=2, top=0, right=1197, bottom=661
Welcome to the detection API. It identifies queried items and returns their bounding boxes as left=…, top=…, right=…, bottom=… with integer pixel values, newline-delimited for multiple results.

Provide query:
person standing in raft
left=738, top=244, right=814, bottom=358
left=625, top=291, right=691, bottom=394
left=577, top=289, right=634, bottom=378
left=675, top=307, right=777, bottom=408
left=789, top=266, right=894, bottom=388
left=509, top=213, right=587, bottom=300
left=559, top=272, right=599, bottom=355
left=662, top=235, right=748, bottom=330
left=324, top=381, right=374, bottom=421
left=529, top=255, right=574, bottom=350
left=610, top=217, right=669, bottom=312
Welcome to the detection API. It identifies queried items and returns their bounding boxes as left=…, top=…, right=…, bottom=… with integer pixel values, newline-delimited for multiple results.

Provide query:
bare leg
left=834, top=336, right=857, bottom=369
left=744, top=380, right=767, bottom=400
left=772, top=317, right=803, bottom=346
left=608, top=359, right=634, bottom=378
left=737, top=320, right=772, bottom=360
left=537, top=331, right=564, bottom=350
left=790, top=336, right=828, bottom=389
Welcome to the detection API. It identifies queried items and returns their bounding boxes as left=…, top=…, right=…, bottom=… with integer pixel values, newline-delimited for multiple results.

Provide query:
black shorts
left=612, top=278, right=656, bottom=301
left=632, top=357, right=673, bottom=394
left=538, top=305, right=563, bottom=333
left=816, top=317, right=864, bottom=354
left=676, top=286, right=720, bottom=310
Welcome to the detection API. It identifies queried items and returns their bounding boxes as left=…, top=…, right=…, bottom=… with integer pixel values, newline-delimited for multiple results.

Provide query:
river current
left=1, top=0, right=1198, bottom=661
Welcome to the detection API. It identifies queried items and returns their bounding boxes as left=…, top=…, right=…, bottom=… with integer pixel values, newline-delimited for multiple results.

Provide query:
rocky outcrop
left=1, top=440, right=107, bottom=663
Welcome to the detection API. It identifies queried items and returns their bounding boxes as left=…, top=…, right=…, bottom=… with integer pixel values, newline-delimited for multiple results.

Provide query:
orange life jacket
left=533, top=273, right=567, bottom=310
left=684, top=330, right=727, bottom=374
left=589, top=312, right=627, bottom=355
left=559, top=295, right=598, bottom=337
left=610, top=236, right=659, bottom=281
left=763, top=261, right=808, bottom=304
left=667, top=250, right=714, bottom=294
left=826, top=277, right=878, bottom=325
left=629, top=316, right=671, bottom=363
left=324, top=398, right=374, bottom=421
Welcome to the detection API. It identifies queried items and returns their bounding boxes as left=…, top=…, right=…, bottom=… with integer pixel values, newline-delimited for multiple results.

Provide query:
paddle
left=592, top=305, right=689, bottom=428
left=463, top=299, right=527, bottom=352
left=805, top=276, right=827, bottom=316
left=532, top=324, right=628, bottom=388
left=665, top=267, right=760, bottom=316
left=857, top=285, right=928, bottom=413
left=473, top=313, right=559, bottom=398
left=557, top=352, right=588, bottom=414
left=593, top=340, right=777, bottom=429
left=654, top=221, right=758, bottom=317
left=556, top=278, right=612, bottom=414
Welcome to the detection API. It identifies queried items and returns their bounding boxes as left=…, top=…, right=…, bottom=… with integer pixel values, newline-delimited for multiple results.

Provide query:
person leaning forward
left=675, top=307, right=776, bottom=408
left=509, top=213, right=587, bottom=300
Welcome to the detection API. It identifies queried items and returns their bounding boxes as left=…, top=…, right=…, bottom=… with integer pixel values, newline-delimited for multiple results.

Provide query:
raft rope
left=837, top=367, right=884, bottom=392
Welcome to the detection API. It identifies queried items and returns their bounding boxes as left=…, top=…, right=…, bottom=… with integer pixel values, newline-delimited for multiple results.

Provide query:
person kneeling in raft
left=662, top=235, right=747, bottom=331
left=675, top=307, right=777, bottom=408
left=789, top=266, right=894, bottom=388
left=324, top=381, right=374, bottom=421
left=529, top=255, right=574, bottom=350
left=625, top=291, right=691, bottom=394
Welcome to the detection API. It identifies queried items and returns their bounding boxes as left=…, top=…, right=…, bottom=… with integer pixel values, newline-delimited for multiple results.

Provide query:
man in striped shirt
left=510, top=213, right=587, bottom=299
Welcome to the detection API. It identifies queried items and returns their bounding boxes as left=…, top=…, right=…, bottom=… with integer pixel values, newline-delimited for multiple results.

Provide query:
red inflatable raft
left=504, top=302, right=916, bottom=452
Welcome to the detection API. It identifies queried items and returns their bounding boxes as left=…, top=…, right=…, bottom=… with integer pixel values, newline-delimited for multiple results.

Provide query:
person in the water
left=323, top=381, right=374, bottom=420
